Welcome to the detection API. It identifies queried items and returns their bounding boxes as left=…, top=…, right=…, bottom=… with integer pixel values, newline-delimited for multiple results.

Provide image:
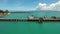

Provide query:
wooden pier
left=0, top=17, right=60, bottom=22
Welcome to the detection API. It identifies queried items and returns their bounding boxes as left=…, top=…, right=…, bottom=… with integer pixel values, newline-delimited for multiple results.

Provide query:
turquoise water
left=2, top=11, right=60, bottom=18
left=0, top=11, right=60, bottom=34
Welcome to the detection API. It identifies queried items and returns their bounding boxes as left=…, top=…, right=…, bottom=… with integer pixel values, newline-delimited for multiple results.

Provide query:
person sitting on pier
left=44, top=16, right=47, bottom=18
left=28, top=15, right=34, bottom=19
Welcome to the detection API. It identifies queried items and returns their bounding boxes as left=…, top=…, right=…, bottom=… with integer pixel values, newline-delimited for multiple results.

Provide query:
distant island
left=0, top=10, right=10, bottom=16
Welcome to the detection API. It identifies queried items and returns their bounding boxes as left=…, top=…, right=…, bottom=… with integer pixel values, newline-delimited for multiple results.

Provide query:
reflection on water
left=0, top=16, right=5, bottom=18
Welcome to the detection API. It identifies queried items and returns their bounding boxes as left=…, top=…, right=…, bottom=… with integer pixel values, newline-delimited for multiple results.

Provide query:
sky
left=0, top=0, right=60, bottom=11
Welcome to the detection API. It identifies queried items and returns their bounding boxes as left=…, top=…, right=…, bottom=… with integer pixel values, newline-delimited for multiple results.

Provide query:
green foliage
left=0, top=10, right=4, bottom=13
left=4, top=10, right=9, bottom=13
left=0, top=10, right=9, bottom=13
left=0, top=10, right=9, bottom=15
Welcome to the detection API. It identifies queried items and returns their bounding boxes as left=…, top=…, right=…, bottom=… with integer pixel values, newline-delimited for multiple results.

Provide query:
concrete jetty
left=0, top=17, right=60, bottom=22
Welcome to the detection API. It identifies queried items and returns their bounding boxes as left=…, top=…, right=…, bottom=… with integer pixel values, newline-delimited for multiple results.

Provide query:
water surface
left=0, top=11, right=60, bottom=34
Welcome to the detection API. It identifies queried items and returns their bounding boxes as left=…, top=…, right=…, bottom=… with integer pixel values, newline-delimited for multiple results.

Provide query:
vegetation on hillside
left=0, top=10, right=10, bottom=16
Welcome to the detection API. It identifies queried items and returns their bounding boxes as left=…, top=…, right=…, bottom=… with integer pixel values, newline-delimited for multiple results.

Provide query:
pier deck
left=0, top=18, right=60, bottom=22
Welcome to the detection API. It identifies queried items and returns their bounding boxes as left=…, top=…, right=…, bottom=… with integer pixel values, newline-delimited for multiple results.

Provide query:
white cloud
left=35, top=1, right=60, bottom=11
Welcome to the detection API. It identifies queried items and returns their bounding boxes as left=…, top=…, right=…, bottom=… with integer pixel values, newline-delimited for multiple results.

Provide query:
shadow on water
left=0, top=20, right=60, bottom=23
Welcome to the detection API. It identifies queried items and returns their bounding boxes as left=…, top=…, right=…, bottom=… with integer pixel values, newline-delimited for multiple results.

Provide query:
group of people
left=28, top=15, right=56, bottom=19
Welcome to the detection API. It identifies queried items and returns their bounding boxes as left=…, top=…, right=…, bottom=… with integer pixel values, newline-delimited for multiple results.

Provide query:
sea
left=0, top=11, right=60, bottom=34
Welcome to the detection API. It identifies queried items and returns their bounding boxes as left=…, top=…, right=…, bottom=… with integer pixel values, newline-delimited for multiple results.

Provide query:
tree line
left=0, top=10, right=9, bottom=13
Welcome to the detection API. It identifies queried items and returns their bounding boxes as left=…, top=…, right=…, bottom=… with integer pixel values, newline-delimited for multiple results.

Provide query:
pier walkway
left=0, top=17, right=60, bottom=22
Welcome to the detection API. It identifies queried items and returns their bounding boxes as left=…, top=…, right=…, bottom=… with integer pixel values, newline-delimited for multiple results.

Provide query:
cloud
left=35, top=1, right=60, bottom=11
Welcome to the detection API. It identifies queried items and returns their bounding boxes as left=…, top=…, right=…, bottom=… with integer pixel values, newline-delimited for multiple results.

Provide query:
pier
left=0, top=17, right=60, bottom=22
